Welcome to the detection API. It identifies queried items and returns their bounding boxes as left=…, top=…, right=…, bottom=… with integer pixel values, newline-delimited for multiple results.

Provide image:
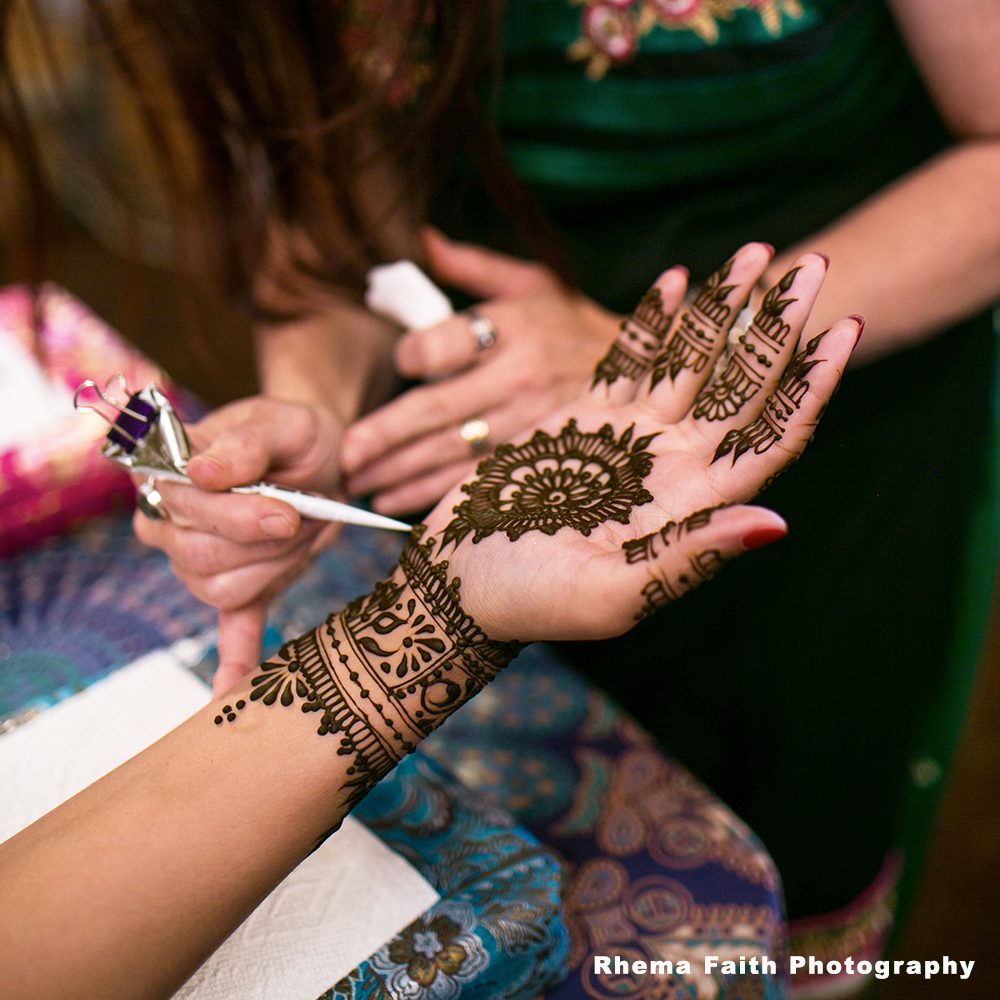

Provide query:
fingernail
left=760, top=242, right=776, bottom=256
left=672, top=265, right=690, bottom=279
left=815, top=252, right=831, bottom=267
left=261, top=513, right=295, bottom=538
left=743, top=527, right=787, bottom=551
left=849, top=314, right=866, bottom=343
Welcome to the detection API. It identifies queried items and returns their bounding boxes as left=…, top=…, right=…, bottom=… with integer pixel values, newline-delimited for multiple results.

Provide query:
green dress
left=435, top=0, right=995, bottom=919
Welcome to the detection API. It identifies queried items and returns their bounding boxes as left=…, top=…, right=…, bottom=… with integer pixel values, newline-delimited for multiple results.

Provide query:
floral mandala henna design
left=692, top=266, right=801, bottom=422
left=648, top=260, right=738, bottom=392
left=713, top=330, right=826, bottom=466
left=592, top=286, right=673, bottom=389
left=440, top=419, right=659, bottom=549
left=216, top=527, right=521, bottom=811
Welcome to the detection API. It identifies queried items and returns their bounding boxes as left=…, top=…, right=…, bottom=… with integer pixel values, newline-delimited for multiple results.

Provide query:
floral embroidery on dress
left=567, top=0, right=805, bottom=80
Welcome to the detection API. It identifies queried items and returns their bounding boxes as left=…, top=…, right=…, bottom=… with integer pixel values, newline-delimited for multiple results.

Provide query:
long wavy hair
left=0, top=0, right=559, bottom=378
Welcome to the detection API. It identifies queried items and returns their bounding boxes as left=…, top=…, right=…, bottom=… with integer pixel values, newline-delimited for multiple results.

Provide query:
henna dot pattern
left=592, top=285, right=673, bottom=389
left=693, top=266, right=801, bottom=422
left=712, top=330, right=826, bottom=465
left=649, top=259, right=737, bottom=391
left=440, top=419, right=659, bottom=549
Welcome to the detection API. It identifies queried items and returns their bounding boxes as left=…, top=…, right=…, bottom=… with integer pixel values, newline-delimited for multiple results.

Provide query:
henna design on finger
left=622, top=506, right=717, bottom=564
left=692, top=266, right=802, bottom=422
left=623, top=507, right=728, bottom=620
left=215, top=526, right=521, bottom=811
left=440, top=419, right=658, bottom=549
left=592, top=286, right=674, bottom=389
left=712, top=331, right=826, bottom=466
left=648, top=261, right=738, bottom=391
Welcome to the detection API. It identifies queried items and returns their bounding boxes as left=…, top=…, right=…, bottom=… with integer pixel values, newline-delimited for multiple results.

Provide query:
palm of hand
left=419, top=245, right=860, bottom=641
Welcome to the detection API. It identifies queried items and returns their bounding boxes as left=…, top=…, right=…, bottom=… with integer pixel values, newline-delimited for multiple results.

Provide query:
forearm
left=764, top=140, right=1000, bottom=364
left=256, top=291, right=400, bottom=429
left=0, top=530, right=519, bottom=1000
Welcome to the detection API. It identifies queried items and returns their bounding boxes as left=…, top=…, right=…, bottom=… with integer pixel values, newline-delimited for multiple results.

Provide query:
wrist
left=220, top=526, right=522, bottom=812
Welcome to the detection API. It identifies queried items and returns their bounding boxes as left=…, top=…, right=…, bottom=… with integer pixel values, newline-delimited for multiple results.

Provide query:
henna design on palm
left=592, top=286, right=674, bottom=389
left=692, top=266, right=802, bottom=422
left=648, top=261, right=738, bottom=391
left=713, top=330, right=826, bottom=465
left=439, top=419, right=658, bottom=549
left=216, top=527, right=521, bottom=810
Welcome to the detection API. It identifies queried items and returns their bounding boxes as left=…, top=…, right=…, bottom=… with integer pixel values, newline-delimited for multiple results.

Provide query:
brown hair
left=0, top=0, right=561, bottom=382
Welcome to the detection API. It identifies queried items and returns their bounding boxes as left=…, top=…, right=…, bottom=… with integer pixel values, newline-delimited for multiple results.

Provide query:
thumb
left=188, top=401, right=319, bottom=491
left=421, top=226, right=554, bottom=299
left=213, top=602, right=269, bottom=696
left=625, top=504, right=788, bottom=622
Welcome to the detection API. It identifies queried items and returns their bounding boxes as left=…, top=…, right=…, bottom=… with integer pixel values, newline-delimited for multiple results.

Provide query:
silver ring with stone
left=136, top=476, right=170, bottom=520
left=467, top=309, right=497, bottom=351
left=460, top=417, right=492, bottom=456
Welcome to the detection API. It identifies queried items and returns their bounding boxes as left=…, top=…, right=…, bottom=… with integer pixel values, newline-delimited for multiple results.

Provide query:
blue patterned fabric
left=324, top=754, right=569, bottom=1000
left=1, top=516, right=788, bottom=996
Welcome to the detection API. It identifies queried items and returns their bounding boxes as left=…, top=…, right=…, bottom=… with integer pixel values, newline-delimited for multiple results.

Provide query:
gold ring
left=136, top=476, right=170, bottom=521
left=467, top=309, right=497, bottom=351
left=460, top=417, right=492, bottom=455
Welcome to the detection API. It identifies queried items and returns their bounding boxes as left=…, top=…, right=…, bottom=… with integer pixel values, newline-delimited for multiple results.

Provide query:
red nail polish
left=816, top=253, right=831, bottom=267
left=743, top=528, right=787, bottom=551
left=849, top=314, right=866, bottom=343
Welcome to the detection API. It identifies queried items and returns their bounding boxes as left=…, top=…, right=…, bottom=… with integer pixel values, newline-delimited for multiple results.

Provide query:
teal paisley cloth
left=323, top=753, right=569, bottom=1000
left=1, top=518, right=788, bottom=998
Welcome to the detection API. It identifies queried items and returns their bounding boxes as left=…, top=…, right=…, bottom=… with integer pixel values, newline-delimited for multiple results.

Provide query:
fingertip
left=187, top=451, right=231, bottom=489
left=743, top=524, right=788, bottom=551
left=849, top=314, right=866, bottom=344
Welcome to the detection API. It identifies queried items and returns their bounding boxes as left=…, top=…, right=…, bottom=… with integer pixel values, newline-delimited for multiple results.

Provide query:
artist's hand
left=132, top=396, right=344, bottom=693
left=415, top=244, right=862, bottom=640
left=340, top=228, right=619, bottom=514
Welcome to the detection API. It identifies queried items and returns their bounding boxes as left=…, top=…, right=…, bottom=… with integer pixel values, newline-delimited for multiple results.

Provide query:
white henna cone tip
left=366, top=261, right=455, bottom=330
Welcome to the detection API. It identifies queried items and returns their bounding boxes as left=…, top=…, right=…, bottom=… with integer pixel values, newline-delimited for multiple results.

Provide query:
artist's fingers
left=341, top=365, right=514, bottom=474
left=680, top=254, right=829, bottom=441
left=640, top=242, right=775, bottom=422
left=213, top=603, right=269, bottom=696
left=136, top=481, right=301, bottom=543
left=422, top=226, right=557, bottom=299
left=587, top=265, right=689, bottom=405
left=705, top=317, right=863, bottom=495
left=613, top=503, right=789, bottom=633
left=186, top=399, right=321, bottom=491
left=394, top=312, right=493, bottom=379
left=371, top=459, right=479, bottom=517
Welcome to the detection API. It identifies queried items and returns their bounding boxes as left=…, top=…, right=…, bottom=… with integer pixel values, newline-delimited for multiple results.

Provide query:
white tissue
left=0, top=650, right=440, bottom=999
left=0, top=331, right=76, bottom=452
left=365, top=260, right=454, bottom=330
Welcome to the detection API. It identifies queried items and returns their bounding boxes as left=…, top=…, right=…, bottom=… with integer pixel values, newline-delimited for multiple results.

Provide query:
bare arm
left=0, top=251, right=861, bottom=999
left=763, top=0, right=1000, bottom=364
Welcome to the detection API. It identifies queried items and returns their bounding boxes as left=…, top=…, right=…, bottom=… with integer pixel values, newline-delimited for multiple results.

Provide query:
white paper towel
left=0, top=650, right=440, bottom=998
left=365, top=260, right=455, bottom=330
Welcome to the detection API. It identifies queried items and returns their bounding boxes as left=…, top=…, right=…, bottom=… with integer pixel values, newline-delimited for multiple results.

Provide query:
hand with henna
left=340, top=228, right=620, bottom=514
left=0, top=244, right=861, bottom=1000
left=405, top=243, right=860, bottom=641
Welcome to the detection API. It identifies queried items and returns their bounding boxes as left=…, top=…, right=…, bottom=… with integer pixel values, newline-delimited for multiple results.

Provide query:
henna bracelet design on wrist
left=215, top=527, right=522, bottom=811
